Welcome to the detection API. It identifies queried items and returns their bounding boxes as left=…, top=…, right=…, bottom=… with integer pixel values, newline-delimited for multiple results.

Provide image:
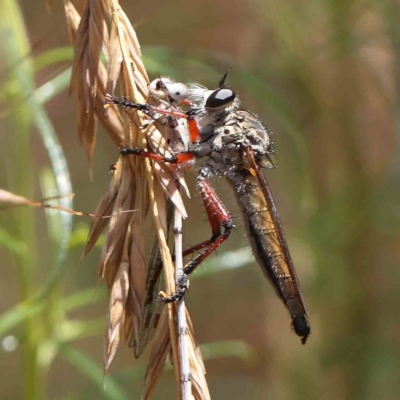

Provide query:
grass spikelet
left=64, top=1, right=209, bottom=398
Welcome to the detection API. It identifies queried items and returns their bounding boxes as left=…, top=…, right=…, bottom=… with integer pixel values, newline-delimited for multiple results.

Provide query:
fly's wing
left=232, top=148, right=311, bottom=343
left=130, top=198, right=174, bottom=358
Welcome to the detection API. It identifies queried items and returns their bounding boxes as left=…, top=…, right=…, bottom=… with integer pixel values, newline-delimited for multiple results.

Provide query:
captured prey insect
left=109, top=77, right=191, bottom=357
left=106, top=73, right=311, bottom=344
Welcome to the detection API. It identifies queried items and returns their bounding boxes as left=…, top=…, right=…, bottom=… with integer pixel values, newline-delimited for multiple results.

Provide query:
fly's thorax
left=189, top=123, right=245, bottom=171
left=190, top=109, right=274, bottom=169
left=233, top=110, right=273, bottom=155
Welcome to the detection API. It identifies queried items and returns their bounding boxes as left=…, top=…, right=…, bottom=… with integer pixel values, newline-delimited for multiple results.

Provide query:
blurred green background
left=1, top=0, right=399, bottom=399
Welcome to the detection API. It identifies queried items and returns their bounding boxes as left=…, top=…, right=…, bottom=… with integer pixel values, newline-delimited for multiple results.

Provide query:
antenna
left=218, top=70, right=229, bottom=88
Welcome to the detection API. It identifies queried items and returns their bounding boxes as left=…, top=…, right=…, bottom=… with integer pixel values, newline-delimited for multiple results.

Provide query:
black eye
left=205, top=88, right=236, bottom=109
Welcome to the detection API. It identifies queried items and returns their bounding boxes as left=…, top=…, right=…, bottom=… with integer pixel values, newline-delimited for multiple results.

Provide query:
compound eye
left=167, top=82, right=189, bottom=102
left=205, top=88, right=236, bottom=109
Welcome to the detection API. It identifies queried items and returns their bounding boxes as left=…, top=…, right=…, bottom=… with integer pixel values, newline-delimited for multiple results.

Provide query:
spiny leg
left=118, top=132, right=226, bottom=303
left=119, top=147, right=195, bottom=164
left=106, top=94, right=201, bottom=143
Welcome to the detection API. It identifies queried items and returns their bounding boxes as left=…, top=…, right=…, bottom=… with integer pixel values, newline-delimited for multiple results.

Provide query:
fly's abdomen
left=228, top=171, right=310, bottom=343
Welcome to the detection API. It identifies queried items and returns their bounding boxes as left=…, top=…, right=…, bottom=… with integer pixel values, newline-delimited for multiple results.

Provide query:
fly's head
left=188, top=83, right=240, bottom=118
left=187, top=74, right=274, bottom=170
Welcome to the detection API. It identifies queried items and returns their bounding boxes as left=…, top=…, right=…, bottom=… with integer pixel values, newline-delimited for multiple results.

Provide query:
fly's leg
left=120, top=148, right=233, bottom=294
left=116, top=100, right=215, bottom=302
left=162, top=177, right=233, bottom=303
left=119, top=147, right=195, bottom=164
left=106, top=96, right=173, bottom=129
left=106, top=94, right=201, bottom=143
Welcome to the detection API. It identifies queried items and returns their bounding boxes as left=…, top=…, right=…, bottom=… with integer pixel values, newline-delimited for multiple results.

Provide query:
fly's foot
left=159, top=274, right=189, bottom=303
left=105, top=94, right=151, bottom=112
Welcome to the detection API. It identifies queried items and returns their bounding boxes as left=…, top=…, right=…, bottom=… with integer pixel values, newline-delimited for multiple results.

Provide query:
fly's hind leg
left=162, top=176, right=233, bottom=303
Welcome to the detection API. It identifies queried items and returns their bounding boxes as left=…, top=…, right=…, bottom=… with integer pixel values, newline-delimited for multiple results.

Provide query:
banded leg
left=120, top=147, right=195, bottom=164
left=119, top=148, right=233, bottom=302
left=120, top=147, right=228, bottom=252
left=106, top=94, right=201, bottom=143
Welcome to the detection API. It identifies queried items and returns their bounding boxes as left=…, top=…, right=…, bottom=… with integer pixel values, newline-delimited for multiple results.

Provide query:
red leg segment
left=183, top=179, right=232, bottom=274
left=107, top=94, right=201, bottom=144
left=187, top=118, right=200, bottom=143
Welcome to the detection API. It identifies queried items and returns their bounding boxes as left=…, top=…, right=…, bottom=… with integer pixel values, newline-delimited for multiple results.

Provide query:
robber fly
left=107, top=73, right=311, bottom=344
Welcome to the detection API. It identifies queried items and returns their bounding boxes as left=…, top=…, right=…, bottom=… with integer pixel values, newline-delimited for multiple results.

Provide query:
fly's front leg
left=119, top=147, right=195, bottom=164
left=162, top=177, right=233, bottom=303
left=106, top=94, right=201, bottom=144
